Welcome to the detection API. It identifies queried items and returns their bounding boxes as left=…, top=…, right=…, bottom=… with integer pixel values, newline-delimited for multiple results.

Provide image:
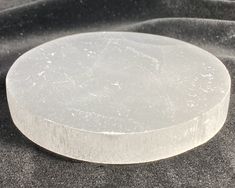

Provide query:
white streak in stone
left=38, top=71, right=45, bottom=77
left=25, top=75, right=31, bottom=81
left=125, top=46, right=160, bottom=70
left=89, top=93, right=97, bottom=97
left=44, top=118, right=57, bottom=124
left=111, top=81, right=121, bottom=89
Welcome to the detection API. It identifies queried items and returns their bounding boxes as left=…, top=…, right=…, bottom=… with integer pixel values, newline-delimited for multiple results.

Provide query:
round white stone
left=6, top=32, right=231, bottom=164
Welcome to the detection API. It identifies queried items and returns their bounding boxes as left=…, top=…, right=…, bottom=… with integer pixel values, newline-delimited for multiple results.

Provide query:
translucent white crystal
left=6, top=32, right=231, bottom=164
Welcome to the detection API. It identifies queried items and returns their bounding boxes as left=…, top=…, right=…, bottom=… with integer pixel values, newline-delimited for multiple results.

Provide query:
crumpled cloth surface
left=0, top=0, right=235, bottom=187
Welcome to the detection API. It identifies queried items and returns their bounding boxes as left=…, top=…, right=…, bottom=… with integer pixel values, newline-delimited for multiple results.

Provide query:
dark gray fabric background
left=0, top=0, right=235, bottom=187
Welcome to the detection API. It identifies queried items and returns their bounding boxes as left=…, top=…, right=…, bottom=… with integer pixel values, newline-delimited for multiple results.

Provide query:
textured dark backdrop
left=0, top=0, right=235, bottom=187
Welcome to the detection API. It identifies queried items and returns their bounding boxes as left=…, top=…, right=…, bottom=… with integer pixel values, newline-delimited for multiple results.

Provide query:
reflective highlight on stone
left=6, top=32, right=231, bottom=164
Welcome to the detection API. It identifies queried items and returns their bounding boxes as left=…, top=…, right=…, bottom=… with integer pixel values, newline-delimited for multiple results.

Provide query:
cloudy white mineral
left=6, top=32, right=231, bottom=164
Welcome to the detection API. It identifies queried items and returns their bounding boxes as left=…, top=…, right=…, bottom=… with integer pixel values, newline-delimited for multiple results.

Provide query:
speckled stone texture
left=1, top=0, right=235, bottom=187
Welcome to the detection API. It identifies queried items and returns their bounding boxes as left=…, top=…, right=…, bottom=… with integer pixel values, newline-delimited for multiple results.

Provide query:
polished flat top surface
left=7, top=32, right=230, bottom=133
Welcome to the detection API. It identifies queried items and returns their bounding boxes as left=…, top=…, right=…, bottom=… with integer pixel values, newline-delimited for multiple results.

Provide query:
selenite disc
left=6, top=32, right=231, bottom=164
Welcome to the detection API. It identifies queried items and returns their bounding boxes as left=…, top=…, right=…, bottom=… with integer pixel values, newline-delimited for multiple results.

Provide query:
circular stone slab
left=6, top=32, right=231, bottom=164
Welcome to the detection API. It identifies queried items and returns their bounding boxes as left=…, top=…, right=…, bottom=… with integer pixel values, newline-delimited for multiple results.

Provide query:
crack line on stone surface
left=126, top=46, right=159, bottom=66
left=76, top=38, right=114, bottom=88
left=125, top=45, right=163, bottom=76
